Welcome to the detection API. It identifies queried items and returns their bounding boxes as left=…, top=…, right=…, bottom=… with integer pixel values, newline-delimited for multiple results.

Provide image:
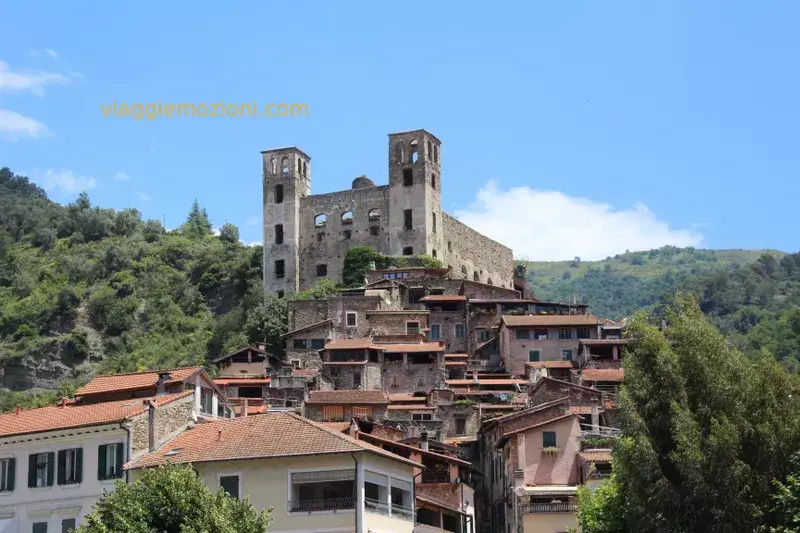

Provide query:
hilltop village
left=0, top=130, right=624, bottom=533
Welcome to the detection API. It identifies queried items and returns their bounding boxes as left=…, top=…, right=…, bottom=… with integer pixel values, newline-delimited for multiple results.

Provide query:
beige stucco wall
left=503, top=326, right=599, bottom=376
left=522, top=512, right=577, bottom=533
left=520, top=417, right=580, bottom=486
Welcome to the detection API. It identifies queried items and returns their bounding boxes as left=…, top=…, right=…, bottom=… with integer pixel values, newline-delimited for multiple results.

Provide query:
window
left=455, top=323, right=465, bottom=339
left=29, top=452, right=54, bottom=488
left=316, top=232, right=326, bottom=242
left=276, top=290, right=285, bottom=299
left=343, top=230, right=352, bottom=240
left=403, top=209, right=412, bottom=230
left=61, top=519, right=76, bottom=533
left=473, top=271, right=479, bottom=282
left=353, top=405, right=373, bottom=418
left=322, top=405, right=345, bottom=421
left=58, top=448, right=82, bottom=485
left=434, top=145, right=439, bottom=163
left=534, top=328, right=548, bottom=340
left=430, top=324, right=441, bottom=340
left=316, top=264, right=328, bottom=277
left=238, top=386, right=262, bottom=398
left=346, top=312, right=357, bottom=327
left=515, top=329, right=530, bottom=340
left=368, top=208, right=380, bottom=221
left=33, top=524, right=47, bottom=533
left=290, top=469, right=356, bottom=512
left=529, top=350, right=540, bottom=362
left=201, top=389, right=213, bottom=414
left=455, top=417, right=467, bottom=435
left=477, top=329, right=493, bottom=342
left=274, top=184, right=284, bottom=204
left=432, top=213, right=437, bottom=233
left=365, top=471, right=389, bottom=514
left=0, top=458, right=14, bottom=492
left=403, top=168, right=413, bottom=186
left=341, top=211, right=353, bottom=225
left=461, top=265, right=468, bottom=277
left=274, top=260, right=285, bottom=278
left=559, top=328, right=572, bottom=340
left=391, top=478, right=413, bottom=518
left=431, top=173, right=437, bottom=189
left=412, top=412, right=432, bottom=421
left=543, top=431, right=557, bottom=448
left=281, top=156, right=289, bottom=173
left=577, top=327, right=591, bottom=339
left=562, top=349, right=573, bottom=361
left=406, top=322, right=420, bottom=335
left=402, top=247, right=413, bottom=255
left=370, top=225, right=380, bottom=236
left=310, top=338, right=325, bottom=349
left=98, top=443, right=123, bottom=480
left=353, top=369, right=362, bottom=387
left=431, top=249, right=437, bottom=258
left=220, top=475, right=240, bottom=499
left=274, top=224, right=284, bottom=244
left=314, top=214, right=327, bottom=228
left=293, top=339, right=307, bottom=349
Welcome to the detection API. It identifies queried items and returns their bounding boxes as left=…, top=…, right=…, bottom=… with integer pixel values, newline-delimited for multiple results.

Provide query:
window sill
left=60, top=482, right=81, bottom=490
left=0, top=490, right=12, bottom=497
left=29, top=486, right=53, bottom=492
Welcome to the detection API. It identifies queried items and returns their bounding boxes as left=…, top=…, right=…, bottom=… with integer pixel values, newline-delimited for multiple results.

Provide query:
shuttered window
left=28, top=452, right=54, bottom=488
left=57, top=448, right=82, bottom=485
left=352, top=406, right=373, bottom=418
left=98, top=443, right=124, bottom=480
left=322, top=405, right=344, bottom=421
left=0, top=458, right=14, bottom=492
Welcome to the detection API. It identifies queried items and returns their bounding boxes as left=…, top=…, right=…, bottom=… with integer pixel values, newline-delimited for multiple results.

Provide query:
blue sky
left=1, top=1, right=798, bottom=260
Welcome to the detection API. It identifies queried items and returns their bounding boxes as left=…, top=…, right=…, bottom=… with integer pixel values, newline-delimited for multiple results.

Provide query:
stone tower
left=387, top=129, right=443, bottom=259
left=262, top=147, right=311, bottom=296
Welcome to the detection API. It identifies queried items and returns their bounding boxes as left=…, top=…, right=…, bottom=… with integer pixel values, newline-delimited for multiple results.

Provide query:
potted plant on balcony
left=542, top=446, right=561, bottom=456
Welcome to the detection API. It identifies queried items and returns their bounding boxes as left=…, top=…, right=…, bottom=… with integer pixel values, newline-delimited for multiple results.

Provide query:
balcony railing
left=290, top=497, right=355, bottom=512
left=520, top=503, right=578, bottom=514
left=392, top=504, right=415, bottom=521
left=365, top=498, right=390, bottom=515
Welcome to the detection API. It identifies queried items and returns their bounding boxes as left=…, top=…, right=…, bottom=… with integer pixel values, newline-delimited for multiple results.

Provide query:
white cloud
left=113, top=172, right=132, bottom=182
left=245, top=216, right=259, bottom=226
left=26, top=50, right=37, bottom=57
left=67, top=70, right=85, bottom=79
left=44, top=49, right=58, bottom=60
left=0, top=61, right=71, bottom=96
left=452, top=180, right=703, bottom=261
left=0, top=109, right=51, bottom=141
left=31, top=168, right=96, bottom=195
left=139, top=192, right=151, bottom=201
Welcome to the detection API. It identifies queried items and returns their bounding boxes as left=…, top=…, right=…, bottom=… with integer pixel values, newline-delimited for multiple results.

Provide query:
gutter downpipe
left=120, top=420, right=133, bottom=483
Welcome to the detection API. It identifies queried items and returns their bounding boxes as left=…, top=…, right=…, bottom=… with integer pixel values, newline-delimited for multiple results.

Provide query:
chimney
left=15, top=404, right=21, bottom=416
left=242, top=398, right=248, bottom=417
left=156, top=372, right=172, bottom=395
left=591, top=405, right=600, bottom=434
left=147, top=400, right=157, bottom=452
left=420, top=431, right=429, bottom=451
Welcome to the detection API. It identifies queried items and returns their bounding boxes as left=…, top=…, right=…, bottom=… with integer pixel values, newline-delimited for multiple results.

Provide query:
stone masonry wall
left=154, top=394, right=195, bottom=448
left=441, top=213, right=514, bottom=289
left=305, top=404, right=388, bottom=423
left=382, top=362, right=445, bottom=394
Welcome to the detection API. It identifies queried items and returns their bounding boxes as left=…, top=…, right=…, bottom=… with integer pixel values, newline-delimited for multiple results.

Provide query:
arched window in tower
left=302, top=160, right=308, bottom=177
left=473, top=271, right=480, bottom=282
left=432, top=249, right=437, bottom=258
left=461, top=265, right=468, bottom=278
left=431, top=174, right=437, bottom=189
left=368, top=208, right=380, bottom=222
left=395, top=143, right=405, bottom=165
left=281, top=157, right=289, bottom=173
left=341, top=211, right=353, bottom=226
left=270, top=158, right=278, bottom=174
left=410, top=139, right=419, bottom=164
left=427, top=140, right=432, bottom=158
left=314, top=214, right=327, bottom=228
left=434, top=145, right=439, bottom=163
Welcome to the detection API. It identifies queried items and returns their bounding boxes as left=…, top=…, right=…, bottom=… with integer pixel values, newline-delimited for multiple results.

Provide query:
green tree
left=181, top=199, right=212, bottom=239
left=342, top=246, right=380, bottom=287
left=77, top=463, right=271, bottom=533
left=574, top=477, right=629, bottom=533
left=218, top=223, right=240, bottom=244
left=771, top=454, right=800, bottom=533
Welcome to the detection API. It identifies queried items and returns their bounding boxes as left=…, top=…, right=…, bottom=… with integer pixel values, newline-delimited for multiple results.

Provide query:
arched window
left=473, top=271, right=479, bottom=282
left=368, top=208, right=380, bottom=222
left=432, top=249, right=437, bottom=258
left=270, top=158, right=277, bottom=174
left=297, top=158, right=302, bottom=172
left=281, top=157, right=289, bottom=173
left=314, top=214, right=327, bottom=228
left=487, top=278, right=493, bottom=286
left=341, top=211, right=353, bottom=225
left=434, top=145, right=439, bottom=163
left=448, top=241, right=453, bottom=253
left=395, top=143, right=405, bottom=165
left=274, top=184, right=284, bottom=204
left=461, top=265, right=468, bottom=278
left=302, top=160, right=308, bottom=177
left=410, top=139, right=419, bottom=164
left=427, top=140, right=432, bottom=158
left=431, top=174, right=437, bottom=189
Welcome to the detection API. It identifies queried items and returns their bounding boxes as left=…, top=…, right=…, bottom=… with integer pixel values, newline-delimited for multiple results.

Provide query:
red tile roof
left=419, top=295, right=467, bottom=303
left=324, top=338, right=373, bottom=350
left=213, top=378, right=270, bottom=386
left=579, top=339, right=628, bottom=346
left=381, top=343, right=444, bottom=353
left=525, top=361, right=575, bottom=369
left=74, top=366, right=202, bottom=396
left=388, top=394, right=427, bottom=402
left=501, top=413, right=577, bottom=438
left=502, top=315, right=615, bottom=327
left=579, top=450, right=613, bottom=463
left=0, top=391, right=193, bottom=438
left=281, top=319, right=333, bottom=338
left=387, top=404, right=436, bottom=411
left=306, top=390, right=389, bottom=405
left=446, top=379, right=527, bottom=386
left=126, top=412, right=422, bottom=469
left=582, top=369, right=625, bottom=382
left=444, top=354, right=469, bottom=359
left=292, top=368, right=319, bottom=377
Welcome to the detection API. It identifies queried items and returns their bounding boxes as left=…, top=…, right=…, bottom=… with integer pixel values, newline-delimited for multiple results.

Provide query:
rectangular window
left=29, top=452, right=54, bottom=488
left=310, top=338, right=325, bottom=349
left=406, top=322, right=420, bottom=335
left=274, top=224, right=284, bottom=244
left=543, top=431, right=557, bottom=448
left=477, top=329, right=493, bottom=342
left=455, top=417, right=467, bottom=435
left=33, top=523, right=48, bottom=533
left=562, top=349, right=573, bottom=361
left=559, top=328, right=572, bottom=340
left=365, top=470, right=389, bottom=514
left=412, top=412, right=432, bottom=421
left=515, top=329, right=530, bottom=340
left=529, top=350, right=540, bottom=362
left=577, top=327, right=591, bottom=339
left=346, top=312, right=357, bottom=327
left=61, top=518, right=76, bottom=533
left=316, top=264, right=327, bottom=277
left=343, top=229, right=352, bottom=240
left=455, top=323, right=465, bottom=339
left=274, top=184, right=284, bottom=204
left=403, top=168, right=413, bottom=186
left=98, top=443, right=123, bottom=480
left=220, top=475, right=240, bottom=499
left=432, top=213, right=437, bottom=234
left=430, top=324, right=441, bottom=340
left=58, top=448, right=82, bottom=485
left=290, top=469, right=356, bottom=512
left=370, top=225, right=380, bottom=236
left=201, top=389, right=213, bottom=414
left=0, top=458, right=14, bottom=492
left=353, top=405, right=373, bottom=418
left=322, top=405, right=345, bottom=421
left=534, top=328, right=548, bottom=340
left=403, top=209, right=412, bottom=230
left=402, top=247, right=413, bottom=255
left=353, top=369, right=362, bottom=387
left=391, top=478, right=413, bottom=519
left=293, top=339, right=307, bottom=349
left=274, top=260, right=285, bottom=278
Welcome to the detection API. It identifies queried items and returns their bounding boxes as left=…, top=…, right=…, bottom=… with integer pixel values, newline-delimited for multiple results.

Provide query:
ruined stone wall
left=437, top=404, right=479, bottom=439
left=325, top=365, right=371, bottom=389
left=461, top=280, right=520, bottom=300
left=130, top=411, right=150, bottom=458
left=298, top=185, right=392, bottom=290
left=529, top=381, right=602, bottom=408
left=288, top=300, right=329, bottom=331
left=364, top=364, right=382, bottom=389
left=382, top=362, right=446, bottom=394
left=429, top=311, right=467, bottom=353
left=364, top=311, right=429, bottom=336
left=441, top=213, right=514, bottom=289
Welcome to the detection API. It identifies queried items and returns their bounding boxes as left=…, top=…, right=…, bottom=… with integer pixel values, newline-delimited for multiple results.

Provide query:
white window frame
left=105, top=443, right=119, bottom=480
left=286, top=466, right=357, bottom=517
left=0, top=457, right=11, bottom=492
left=346, top=312, right=357, bottom=327
left=361, top=463, right=414, bottom=520
left=64, top=448, right=79, bottom=484
left=34, top=452, right=50, bottom=487
left=217, top=470, right=243, bottom=500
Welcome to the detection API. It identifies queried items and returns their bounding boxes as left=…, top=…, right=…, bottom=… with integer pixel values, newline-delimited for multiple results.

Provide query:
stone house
left=304, top=389, right=390, bottom=423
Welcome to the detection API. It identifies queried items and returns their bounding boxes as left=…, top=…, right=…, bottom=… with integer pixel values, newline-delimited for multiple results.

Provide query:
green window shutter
left=543, top=431, right=557, bottom=448
left=28, top=454, right=37, bottom=488
left=97, top=444, right=107, bottom=480
left=75, top=449, right=83, bottom=484
left=116, top=443, right=124, bottom=478
left=7, top=458, right=15, bottom=491
left=562, top=349, right=573, bottom=361
left=46, top=452, right=55, bottom=486
left=57, top=450, right=66, bottom=485
left=529, top=351, right=540, bottom=362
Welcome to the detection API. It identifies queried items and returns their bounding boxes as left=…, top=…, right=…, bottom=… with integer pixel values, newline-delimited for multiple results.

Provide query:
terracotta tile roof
left=213, top=378, right=270, bottom=386
left=320, top=422, right=351, bottom=433
left=281, top=319, right=333, bottom=338
left=579, top=450, right=613, bottom=463
left=570, top=406, right=597, bottom=415
left=419, top=295, right=466, bottom=303
left=444, top=354, right=469, bottom=359
left=292, top=368, right=319, bottom=377
left=446, top=379, right=526, bottom=386
left=365, top=310, right=429, bottom=315
left=502, top=314, right=613, bottom=327
left=445, top=362, right=468, bottom=367
left=306, top=390, right=389, bottom=405
left=480, top=404, right=519, bottom=410
left=389, top=393, right=427, bottom=402
left=387, top=404, right=436, bottom=411
left=74, top=366, right=202, bottom=396
left=579, top=339, right=628, bottom=346
left=126, top=412, right=422, bottom=470
left=357, top=433, right=472, bottom=467
left=525, top=361, right=575, bottom=369
left=0, top=391, right=192, bottom=438
left=234, top=404, right=269, bottom=416
left=501, top=413, right=577, bottom=438
left=324, top=338, right=373, bottom=350
left=481, top=397, right=571, bottom=428
left=416, top=483, right=463, bottom=512
left=381, top=343, right=444, bottom=353
left=581, top=369, right=625, bottom=382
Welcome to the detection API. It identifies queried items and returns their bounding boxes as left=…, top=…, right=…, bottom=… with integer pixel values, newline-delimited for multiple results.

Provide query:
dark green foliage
left=76, top=463, right=271, bottom=533
left=574, top=477, right=628, bottom=533
left=342, top=246, right=445, bottom=287
left=218, top=223, right=240, bottom=244
left=180, top=199, right=212, bottom=239
left=771, top=454, right=800, bottom=533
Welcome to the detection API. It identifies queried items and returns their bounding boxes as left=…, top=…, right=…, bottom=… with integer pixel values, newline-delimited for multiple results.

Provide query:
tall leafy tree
left=181, top=199, right=212, bottom=239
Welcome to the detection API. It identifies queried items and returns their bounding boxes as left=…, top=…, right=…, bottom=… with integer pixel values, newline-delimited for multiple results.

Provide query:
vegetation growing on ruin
left=342, top=245, right=445, bottom=287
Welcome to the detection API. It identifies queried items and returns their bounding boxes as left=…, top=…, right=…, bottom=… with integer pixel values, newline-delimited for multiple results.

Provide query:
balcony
left=392, top=504, right=415, bottom=521
left=289, top=496, right=355, bottom=512
left=520, top=502, right=578, bottom=513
